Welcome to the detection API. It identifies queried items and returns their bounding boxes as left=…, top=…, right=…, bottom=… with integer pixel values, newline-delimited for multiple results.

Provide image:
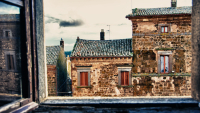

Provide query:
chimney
left=171, top=0, right=177, bottom=7
left=100, top=29, right=105, bottom=40
left=77, top=36, right=79, bottom=41
left=60, top=38, right=64, bottom=50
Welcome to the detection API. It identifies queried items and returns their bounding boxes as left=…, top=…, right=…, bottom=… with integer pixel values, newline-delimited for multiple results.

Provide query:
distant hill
left=64, top=51, right=72, bottom=57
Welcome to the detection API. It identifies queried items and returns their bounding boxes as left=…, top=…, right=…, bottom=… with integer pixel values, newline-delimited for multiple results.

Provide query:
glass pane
left=161, top=56, right=164, bottom=73
left=0, top=1, right=21, bottom=100
left=165, top=56, right=169, bottom=73
left=161, top=27, right=164, bottom=33
left=165, top=27, right=168, bottom=32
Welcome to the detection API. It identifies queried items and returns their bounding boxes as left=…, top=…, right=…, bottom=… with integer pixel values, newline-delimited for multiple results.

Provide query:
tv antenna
left=107, top=25, right=110, bottom=40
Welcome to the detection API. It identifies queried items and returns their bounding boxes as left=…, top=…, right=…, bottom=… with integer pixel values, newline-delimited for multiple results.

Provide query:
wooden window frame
left=158, top=24, right=171, bottom=33
left=157, top=51, right=173, bottom=74
left=118, top=67, right=132, bottom=86
left=77, top=67, right=91, bottom=87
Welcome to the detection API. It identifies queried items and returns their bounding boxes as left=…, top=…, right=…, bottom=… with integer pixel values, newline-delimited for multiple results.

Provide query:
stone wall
left=71, top=57, right=132, bottom=97
left=129, top=15, right=192, bottom=73
left=0, top=15, right=21, bottom=95
left=47, top=65, right=57, bottom=96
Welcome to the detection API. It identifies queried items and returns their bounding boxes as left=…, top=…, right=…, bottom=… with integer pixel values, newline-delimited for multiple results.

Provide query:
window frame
left=5, top=51, right=16, bottom=71
left=77, top=67, right=91, bottom=87
left=3, top=29, right=12, bottom=38
left=118, top=67, right=132, bottom=86
left=160, top=55, right=169, bottom=74
left=157, top=51, right=173, bottom=74
left=161, top=26, right=168, bottom=33
left=158, top=24, right=171, bottom=33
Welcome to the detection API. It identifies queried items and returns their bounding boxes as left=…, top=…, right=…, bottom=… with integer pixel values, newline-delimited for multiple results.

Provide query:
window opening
left=161, top=55, right=169, bottom=73
left=161, top=26, right=168, bottom=33
left=121, top=71, right=129, bottom=86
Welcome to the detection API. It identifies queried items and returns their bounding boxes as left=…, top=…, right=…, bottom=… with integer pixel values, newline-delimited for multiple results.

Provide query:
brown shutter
left=121, top=71, right=124, bottom=85
left=125, top=71, right=129, bottom=85
left=85, top=72, right=88, bottom=86
left=80, top=72, right=84, bottom=86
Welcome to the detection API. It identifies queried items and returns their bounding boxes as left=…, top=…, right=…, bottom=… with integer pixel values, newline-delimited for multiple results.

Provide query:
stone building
left=70, top=30, right=133, bottom=96
left=0, top=14, right=21, bottom=96
left=125, top=0, right=192, bottom=96
left=46, top=39, right=71, bottom=96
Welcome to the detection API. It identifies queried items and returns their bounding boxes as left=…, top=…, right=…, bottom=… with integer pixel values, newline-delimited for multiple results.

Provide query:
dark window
left=5, top=31, right=10, bottom=37
left=7, top=54, right=15, bottom=70
left=80, top=72, right=88, bottom=86
left=121, top=71, right=129, bottom=86
left=160, top=55, right=169, bottom=73
left=161, top=26, right=168, bottom=33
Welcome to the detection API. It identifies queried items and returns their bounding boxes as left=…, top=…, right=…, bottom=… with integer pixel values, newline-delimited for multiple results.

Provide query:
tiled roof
left=126, top=6, right=191, bottom=17
left=0, top=14, right=20, bottom=21
left=46, top=46, right=61, bottom=65
left=71, top=39, right=132, bottom=57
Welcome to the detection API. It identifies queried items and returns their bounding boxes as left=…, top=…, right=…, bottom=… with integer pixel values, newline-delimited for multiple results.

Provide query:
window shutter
left=121, top=71, right=124, bottom=85
left=125, top=71, right=129, bottom=85
left=85, top=72, right=88, bottom=86
left=80, top=72, right=84, bottom=86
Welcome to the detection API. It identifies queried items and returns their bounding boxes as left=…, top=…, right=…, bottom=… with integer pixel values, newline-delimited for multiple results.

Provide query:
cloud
left=45, top=15, right=83, bottom=27
left=59, top=20, right=83, bottom=27
left=0, top=2, right=19, bottom=14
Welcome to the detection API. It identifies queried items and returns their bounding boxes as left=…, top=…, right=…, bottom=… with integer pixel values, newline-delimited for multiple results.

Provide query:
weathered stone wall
left=0, top=15, right=21, bottom=95
left=71, top=57, right=132, bottom=97
left=130, top=15, right=191, bottom=73
left=47, top=65, right=57, bottom=96
left=71, top=57, right=191, bottom=97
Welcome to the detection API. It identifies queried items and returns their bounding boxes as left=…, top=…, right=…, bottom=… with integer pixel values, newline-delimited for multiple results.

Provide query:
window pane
left=165, top=56, right=169, bottom=73
left=161, top=27, right=164, bottom=33
left=161, top=56, right=164, bottom=73
left=165, top=27, right=168, bottom=32
left=0, top=1, right=21, bottom=98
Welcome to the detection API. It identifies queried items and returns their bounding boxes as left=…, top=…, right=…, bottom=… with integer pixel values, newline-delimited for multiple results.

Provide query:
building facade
left=126, top=0, right=191, bottom=96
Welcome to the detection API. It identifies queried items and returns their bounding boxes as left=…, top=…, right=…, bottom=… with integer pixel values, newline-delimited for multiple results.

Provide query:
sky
left=0, top=0, right=192, bottom=51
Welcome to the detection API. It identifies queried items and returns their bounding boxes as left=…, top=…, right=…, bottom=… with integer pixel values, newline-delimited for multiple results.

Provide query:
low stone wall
left=47, top=65, right=57, bottom=96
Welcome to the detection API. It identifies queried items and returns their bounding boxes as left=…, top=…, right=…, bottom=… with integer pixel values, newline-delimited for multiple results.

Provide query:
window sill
left=117, top=85, right=133, bottom=88
left=155, top=48, right=174, bottom=50
left=77, top=86, right=92, bottom=88
left=132, top=73, right=191, bottom=77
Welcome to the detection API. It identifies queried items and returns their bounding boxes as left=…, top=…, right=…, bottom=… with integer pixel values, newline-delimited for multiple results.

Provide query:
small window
left=160, top=55, right=169, bottom=73
left=121, top=71, right=129, bottom=86
left=118, top=67, right=132, bottom=86
left=5, top=51, right=16, bottom=71
left=7, top=54, right=15, bottom=70
left=161, top=26, right=168, bottom=33
left=80, top=72, right=88, bottom=86
left=5, top=31, right=10, bottom=37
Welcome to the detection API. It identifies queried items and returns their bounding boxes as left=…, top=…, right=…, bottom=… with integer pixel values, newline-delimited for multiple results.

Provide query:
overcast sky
left=44, top=0, right=192, bottom=51
left=0, top=0, right=192, bottom=51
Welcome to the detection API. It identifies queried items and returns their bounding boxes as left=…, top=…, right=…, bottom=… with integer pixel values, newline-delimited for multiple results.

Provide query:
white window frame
left=117, top=67, right=132, bottom=86
left=77, top=67, right=91, bottom=87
